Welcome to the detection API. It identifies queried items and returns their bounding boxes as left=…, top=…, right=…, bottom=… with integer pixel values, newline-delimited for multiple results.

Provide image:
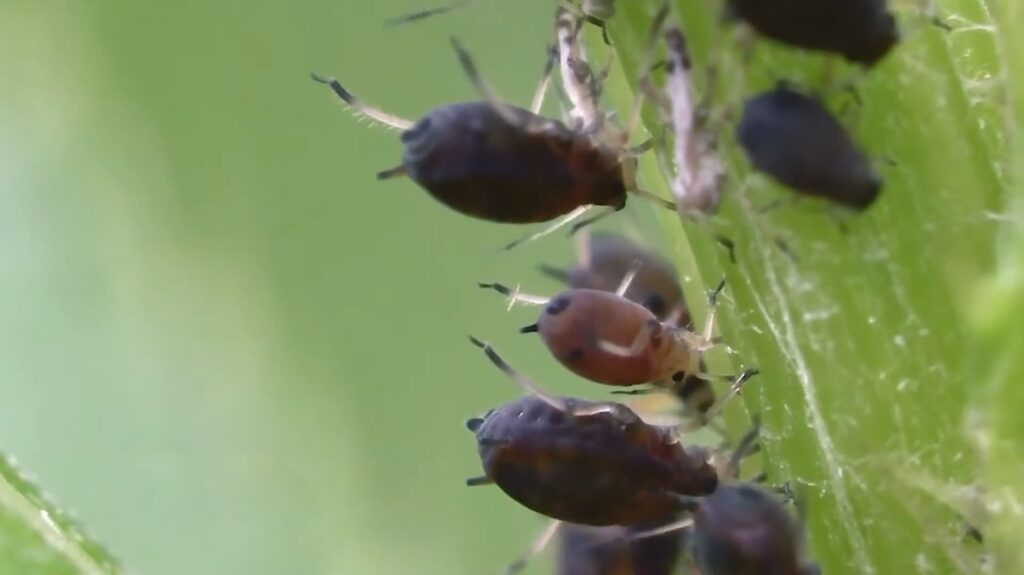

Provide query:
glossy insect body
left=535, top=289, right=698, bottom=387
left=736, top=86, right=882, bottom=209
left=540, top=232, right=688, bottom=325
left=691, top=484, right=820, bottom=575
left=558, top=522, right=686, bottom=575
left=400, top=102, right=626, bottom=223
left=727, top=0, right=898, bottom=65
left=469, top=395, right=718, bottom=526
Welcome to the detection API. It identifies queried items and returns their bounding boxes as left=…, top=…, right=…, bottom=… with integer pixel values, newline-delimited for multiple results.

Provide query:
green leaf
left=595, top=0, right=1018, bottom=572
left=0, top=454, right=121, bottom=575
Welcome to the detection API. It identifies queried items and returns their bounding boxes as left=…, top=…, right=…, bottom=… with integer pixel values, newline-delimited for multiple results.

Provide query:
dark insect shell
left=472, top=395, right=718, bottom=526
left=692, top=483, right=818, bottom=575
left=736, top=87, right=882, bottom=210
left=727, top=0, right=899, bottom=65
left=536, top=289, right=667, bottom=387
left=400, top=102, right=626, bottom=223
left=558, top=521, right=686, bottom=575
left=563, top=233, right=689, bottom=327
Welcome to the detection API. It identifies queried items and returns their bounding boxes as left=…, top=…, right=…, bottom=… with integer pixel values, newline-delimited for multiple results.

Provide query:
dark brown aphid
left=736, top=85, right=882, bottom=210
left=538, top=231, right=688, bottom=326
left=726, top=0, right=899, bottom=66
left=688, top=483, right=820, bottom=575
left=465, top=338, right=719, bottom=527
left=557, top=522, right=686, bottom=575
left=479, top=280, right=756, bottom=423
left=312, top=29, right=672, bottom=249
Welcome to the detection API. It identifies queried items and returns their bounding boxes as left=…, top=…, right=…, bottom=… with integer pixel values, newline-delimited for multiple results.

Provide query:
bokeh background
left=0, top=1, right=678, bottom=574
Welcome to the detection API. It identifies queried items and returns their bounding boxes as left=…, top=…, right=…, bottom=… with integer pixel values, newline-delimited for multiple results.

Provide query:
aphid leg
left=701, top=368, right=760, bottom=423
left=530, top=44, right=559, bottom=115
left=621, top=1, right=670, bottom=138
left=574, top=228, right=593, bottom=268
left=719, top=413, right=762, bottom=479
left=477, top=282, right=551, bottom=309
left=715, top=235, right=737, bottom=264
left=598, top=318, right=662, bottom=358
left=568, top=206, right=619, bottom=236
left=376, top=164, right=408, bottom=180
left=465, top=475, right=494, bottom=486
left=614, top=261, right=641, bottom=297
left=468, top=336, right=568, bottom=411
left=627, top=516, right=695, bottom=541
left=581, top=14, right=611, bottom=45
left=505, top=519, right=562, bottom=575
left=501, top=205, right=594, bottom=251
left=450, top=38, right=532, bottom=129
left=310, top=74, right=414, bottom=131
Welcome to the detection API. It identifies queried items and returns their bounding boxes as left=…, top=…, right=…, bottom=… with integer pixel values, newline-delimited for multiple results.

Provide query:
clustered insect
left=311, top=0, right=935, bottom=572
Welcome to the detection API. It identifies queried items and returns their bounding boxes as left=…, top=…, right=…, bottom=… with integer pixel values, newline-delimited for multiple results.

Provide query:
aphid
left=557, top=522, right=686, bottom=575
left=538, top=231, right=688, bottom=326
left=313, top=22, right=671, bottom=249
left=465, top=337, right=720, bottom=527
left=635, top=8, right=725, bottom=218
left=736, top=85, right=882, bottom=210
left=687, top=483, right=820, bottom=575
left=725, top=0, right=899, bottom=66
left=478, top=277, right=756, bottom=424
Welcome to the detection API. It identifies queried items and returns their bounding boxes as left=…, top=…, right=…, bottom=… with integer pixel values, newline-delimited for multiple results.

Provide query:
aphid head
left=855, top=10, right=900, bottom=65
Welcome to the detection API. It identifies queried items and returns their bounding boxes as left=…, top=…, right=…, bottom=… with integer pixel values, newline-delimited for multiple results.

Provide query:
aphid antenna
left=478, top=282, right=551, bottom=310
left=450, top=38, right=527, bottom=129
left=468, top=336, right=568, bottom=411
left=505, top=519, right=562, bottom=575
left=382, top=0, right=477, bottom=27
left=310, top=73, right=415, bottom=131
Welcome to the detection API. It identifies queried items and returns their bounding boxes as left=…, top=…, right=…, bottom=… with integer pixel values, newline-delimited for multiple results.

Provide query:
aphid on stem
left=479, top=272, right=756, bottom=425
left=736, top=83, right=883, bottom=210
left=311, top=22, right=673, bottom=250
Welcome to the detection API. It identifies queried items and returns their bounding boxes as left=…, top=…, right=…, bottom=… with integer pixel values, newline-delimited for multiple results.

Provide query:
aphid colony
left=311, top=0, right=922, bottom=572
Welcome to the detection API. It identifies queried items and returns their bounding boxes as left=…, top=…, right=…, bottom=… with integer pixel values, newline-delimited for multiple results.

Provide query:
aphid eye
left=642, top=294, right=668, bottom=317
left=545, top=294, right=572, bottom=316
left=465, top=417, right=485, bottom=432
left=671, top=371, right=687, bottom=383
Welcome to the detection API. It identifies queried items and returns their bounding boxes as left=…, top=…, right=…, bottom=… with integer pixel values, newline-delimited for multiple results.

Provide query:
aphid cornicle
left=465, top=338, right=720, bottom=527
left=688, top=483, right=821, bottom=575
left=725, top=0, right=899, bottom=66
left=538, top=231, right=689, bottom=326
left=479, top=278, right=756, bottom=423
left=736, top=85, right=882, bottom=210
left=312, top=17, right=673, bottom=249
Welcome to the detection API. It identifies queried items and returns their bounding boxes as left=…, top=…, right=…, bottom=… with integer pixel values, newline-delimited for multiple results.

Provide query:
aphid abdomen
left=737, top=87, right=881, bottom=209
left=401, top=102, right=621, bottom=222
left=537, top=290, right=664, bottom=386
left=692, top=484, right=809, bottom=575
left=727, top=0, right=898, bottom=65
left=473, top=396, right=717, bottom=526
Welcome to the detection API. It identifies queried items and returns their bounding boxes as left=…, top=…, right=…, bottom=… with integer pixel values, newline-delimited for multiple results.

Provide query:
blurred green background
left=0, top=1, right=679, bottom=573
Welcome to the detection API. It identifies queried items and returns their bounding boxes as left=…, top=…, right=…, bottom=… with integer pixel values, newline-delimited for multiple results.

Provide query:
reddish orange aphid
left=478, top=277, right=756, bottom=423
left=465, top=337, right=719, bottom=528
